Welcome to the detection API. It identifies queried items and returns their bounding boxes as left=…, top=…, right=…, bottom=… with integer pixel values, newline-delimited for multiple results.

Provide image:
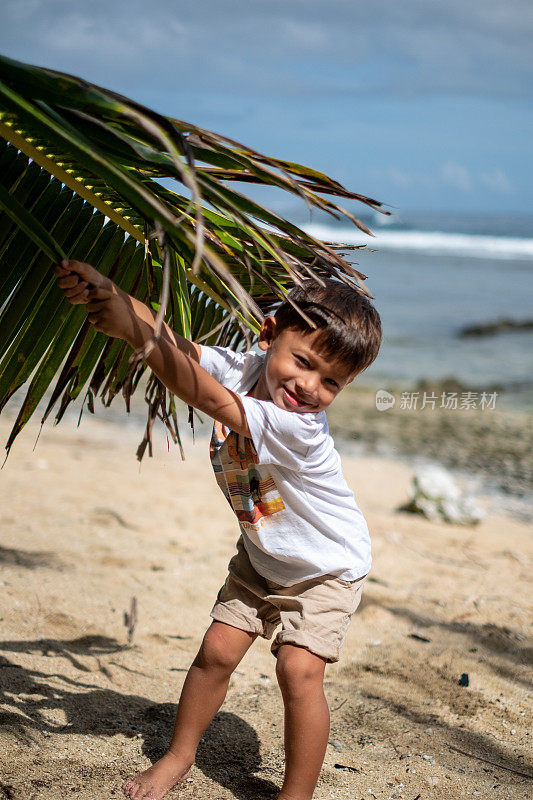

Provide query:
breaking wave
left=303, top=224, right=533, bottom=261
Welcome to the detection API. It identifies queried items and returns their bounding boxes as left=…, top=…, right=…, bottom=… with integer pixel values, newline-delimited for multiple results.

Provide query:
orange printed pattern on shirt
left=210, top=422, right=285, bottom=528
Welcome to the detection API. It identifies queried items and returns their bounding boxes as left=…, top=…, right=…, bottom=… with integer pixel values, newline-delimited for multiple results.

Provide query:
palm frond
left=0, top=54, right=386, bottom=458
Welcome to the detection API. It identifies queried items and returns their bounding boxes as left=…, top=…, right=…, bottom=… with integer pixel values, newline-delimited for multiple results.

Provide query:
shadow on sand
left=0, top=545, right=65, bottom=570
left=0, top=636, right=279, bottom=800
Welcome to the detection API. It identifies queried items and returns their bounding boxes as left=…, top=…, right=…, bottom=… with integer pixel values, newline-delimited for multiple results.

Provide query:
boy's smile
left=248, top=318, right=355, bottom=413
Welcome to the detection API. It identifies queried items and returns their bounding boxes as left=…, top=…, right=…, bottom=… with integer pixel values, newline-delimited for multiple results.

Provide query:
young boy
left=54, top=259, right=382, bottom=800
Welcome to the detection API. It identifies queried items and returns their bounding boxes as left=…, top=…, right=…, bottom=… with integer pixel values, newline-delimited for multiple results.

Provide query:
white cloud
left=31, top=10, right=191, bottom=60
left=371, top=164, right=518, bottom=198
left=281, top=20, right=327, bottom=48
left=372, top=167, right=432, bottom=189
left=387, top=168, right=415, bottom=189
left=1, top=0, right=532, bottom=100
left=480, top=169, right=514, bottom=194
left=441, top=162, right=473, bottom=193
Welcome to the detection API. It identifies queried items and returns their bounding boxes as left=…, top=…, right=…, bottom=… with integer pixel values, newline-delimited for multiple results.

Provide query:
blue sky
left=2, top=0, right=532, bottom=215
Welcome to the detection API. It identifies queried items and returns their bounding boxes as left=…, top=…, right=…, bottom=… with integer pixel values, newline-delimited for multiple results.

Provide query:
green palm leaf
left=0, top=54, right=387, bottom=459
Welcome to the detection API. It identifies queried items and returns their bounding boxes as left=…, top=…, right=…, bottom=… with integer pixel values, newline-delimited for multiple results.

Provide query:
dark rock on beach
left=458, top=317, right=533, bottom=337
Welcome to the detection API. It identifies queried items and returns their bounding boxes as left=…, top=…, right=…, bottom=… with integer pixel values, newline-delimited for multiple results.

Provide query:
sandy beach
left=0, top=411, right=531, bottom=800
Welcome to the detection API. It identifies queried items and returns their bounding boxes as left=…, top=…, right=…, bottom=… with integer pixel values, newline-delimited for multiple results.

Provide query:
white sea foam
left=303, top=224, right=533, bottom=261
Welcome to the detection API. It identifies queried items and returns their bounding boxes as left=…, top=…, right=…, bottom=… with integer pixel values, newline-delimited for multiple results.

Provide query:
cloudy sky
left=2, top=0, right=532, bottom=216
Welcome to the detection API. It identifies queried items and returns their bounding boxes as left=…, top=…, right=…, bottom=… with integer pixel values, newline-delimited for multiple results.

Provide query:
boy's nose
left=295, top=376, right=319, bottom=400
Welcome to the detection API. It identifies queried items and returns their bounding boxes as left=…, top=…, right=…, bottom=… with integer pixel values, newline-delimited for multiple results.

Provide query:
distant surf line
left=303, top=224, right=533, bottom=261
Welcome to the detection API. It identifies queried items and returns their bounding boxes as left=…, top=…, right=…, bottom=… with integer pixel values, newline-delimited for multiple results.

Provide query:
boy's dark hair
left=274, top=279, right=382, bottom=375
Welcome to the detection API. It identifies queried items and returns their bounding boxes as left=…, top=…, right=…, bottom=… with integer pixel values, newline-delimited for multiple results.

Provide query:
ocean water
left=298, top=212, right=533, bottom=411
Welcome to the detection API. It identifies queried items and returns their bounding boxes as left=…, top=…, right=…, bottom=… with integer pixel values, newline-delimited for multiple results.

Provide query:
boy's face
left=255, top=317, right=356, bottom=413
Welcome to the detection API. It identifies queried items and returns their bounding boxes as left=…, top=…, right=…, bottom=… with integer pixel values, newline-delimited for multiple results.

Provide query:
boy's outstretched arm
left=54, top=260, right=251, bottom=438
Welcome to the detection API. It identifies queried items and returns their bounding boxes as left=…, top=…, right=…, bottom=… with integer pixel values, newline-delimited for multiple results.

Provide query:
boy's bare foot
left=122, top=752, right=193, bottom=800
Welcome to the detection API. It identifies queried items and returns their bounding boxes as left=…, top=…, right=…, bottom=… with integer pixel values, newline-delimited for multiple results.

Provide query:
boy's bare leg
left=122, top=621, right=257, bottom=800
left=275, top=644, right=329, bottom=800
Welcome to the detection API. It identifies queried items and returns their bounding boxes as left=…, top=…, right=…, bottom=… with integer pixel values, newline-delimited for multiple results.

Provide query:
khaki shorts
left=210, top=536, right=366, bottom=662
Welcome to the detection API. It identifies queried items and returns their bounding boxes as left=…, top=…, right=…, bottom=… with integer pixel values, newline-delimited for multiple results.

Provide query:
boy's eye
left=295, top=355, right=310, bottom=367
left=325, top=378, right=339, bottom=388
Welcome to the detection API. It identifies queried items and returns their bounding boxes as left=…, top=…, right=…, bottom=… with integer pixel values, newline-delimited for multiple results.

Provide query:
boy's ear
left=258, top=315, right=278, bottom=351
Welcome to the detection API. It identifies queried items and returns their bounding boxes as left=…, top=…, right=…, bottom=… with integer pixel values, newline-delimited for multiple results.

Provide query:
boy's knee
left=195, top=626, right=241, bottom=674
left=275, top=645, right=326, bottom=697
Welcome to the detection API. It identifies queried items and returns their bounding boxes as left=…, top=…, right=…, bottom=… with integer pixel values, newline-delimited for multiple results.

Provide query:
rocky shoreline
left=458, top=317, right=533, bottom=337
left=327, top=381, right=532, bottom=502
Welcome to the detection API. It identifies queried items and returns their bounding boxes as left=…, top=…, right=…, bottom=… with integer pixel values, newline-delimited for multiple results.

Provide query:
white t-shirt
left=199, top=344, right=372, bottom=586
